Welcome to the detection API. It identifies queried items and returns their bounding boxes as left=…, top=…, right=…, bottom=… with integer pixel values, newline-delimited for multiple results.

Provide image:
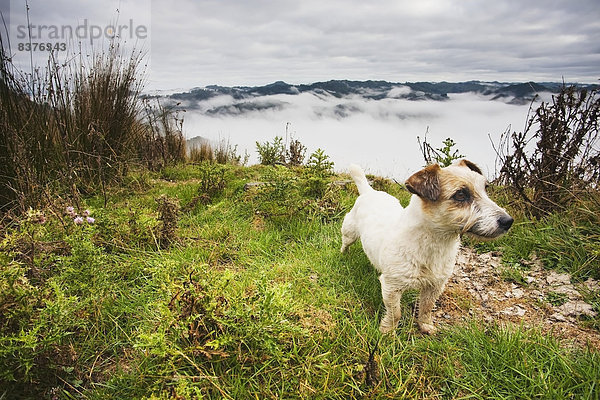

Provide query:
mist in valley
left=181, top=90, right=545, bottom=179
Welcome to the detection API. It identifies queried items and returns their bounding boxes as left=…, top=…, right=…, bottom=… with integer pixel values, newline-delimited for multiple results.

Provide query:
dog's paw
left=379, top=321, right=397, bottom=335
left=418, top=322, right=437, bottom=335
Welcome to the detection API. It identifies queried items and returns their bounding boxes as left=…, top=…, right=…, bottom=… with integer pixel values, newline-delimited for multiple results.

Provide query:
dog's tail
left=348, top=164, right=372, bottom=194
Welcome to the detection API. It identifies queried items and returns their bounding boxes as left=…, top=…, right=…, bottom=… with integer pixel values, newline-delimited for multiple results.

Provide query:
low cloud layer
left=182, top=91, right=539, bottom=179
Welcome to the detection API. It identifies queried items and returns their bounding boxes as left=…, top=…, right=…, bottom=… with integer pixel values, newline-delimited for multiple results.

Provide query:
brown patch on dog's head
left=457, top=159, right=483, bottom=175
left=406, top=160, right=513, bottom=239
left=405, top=164, right=441, bottom=202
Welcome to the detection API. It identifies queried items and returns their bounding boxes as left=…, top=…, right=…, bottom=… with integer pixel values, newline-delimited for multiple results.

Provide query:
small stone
left=525, top=276, right=536, bottom=284
left=557, top=301, right=597, bottom=318
left=549, top=312, right=567, bottom=322
left=243, top=181, right=265, bottom=191
left=502, top=305, right=526, bottom=317
left=530, top=290, right=544, bottom=299
left=512, top=288, right=525, bottom=299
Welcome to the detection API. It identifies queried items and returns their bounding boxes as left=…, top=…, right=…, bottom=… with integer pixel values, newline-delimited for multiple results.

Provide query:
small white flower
left=74, top=216, right=84, bottom=225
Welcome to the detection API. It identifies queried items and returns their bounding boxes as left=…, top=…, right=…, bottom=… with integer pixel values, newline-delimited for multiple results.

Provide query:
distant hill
left=163, top=80, right=598, bottom=116
left=186, top=135, right=211, bottom=150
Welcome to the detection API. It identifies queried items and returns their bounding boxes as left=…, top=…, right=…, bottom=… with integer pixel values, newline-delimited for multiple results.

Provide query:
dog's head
left=405, top=159, right=513, bottom=239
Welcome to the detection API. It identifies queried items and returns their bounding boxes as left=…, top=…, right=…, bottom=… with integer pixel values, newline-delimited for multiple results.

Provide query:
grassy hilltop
left=1, top=37, right=599, bottom=398
left=1, top=160, right=599, bottom=399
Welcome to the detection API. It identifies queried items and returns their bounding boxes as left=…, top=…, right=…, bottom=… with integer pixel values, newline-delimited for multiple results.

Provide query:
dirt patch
left=434, top=247, right=600, bottom=350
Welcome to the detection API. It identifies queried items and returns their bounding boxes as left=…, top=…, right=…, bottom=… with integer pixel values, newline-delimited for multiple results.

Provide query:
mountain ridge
left=164, top=80, right=598, bottom=114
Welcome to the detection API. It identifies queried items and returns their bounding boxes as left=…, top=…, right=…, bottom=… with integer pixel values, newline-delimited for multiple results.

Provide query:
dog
left=340, top=160, right=513, bottom=334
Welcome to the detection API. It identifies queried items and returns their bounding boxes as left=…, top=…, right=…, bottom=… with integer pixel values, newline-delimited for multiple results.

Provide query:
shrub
left=495, top=84, right=600, bottom=217
left=305, top=148, right=334, bottom=177
left=0, top=32, right=185, bottom=214
left=286, top=137, right=307, bottom=166
left=304, top=149, right=334, bottom=198
left=250, top=166, right=303, bottom=219
left=141, top=99, right=187, bottom=170
left=256, top=136, right=286, bottom=166
left=215, top=139, right=247, bottom=165
left=189, top=142, right=215, bottom=163
left=418, top=134, right=464, bottom=167
left=183, top=163, right=227, bottom=211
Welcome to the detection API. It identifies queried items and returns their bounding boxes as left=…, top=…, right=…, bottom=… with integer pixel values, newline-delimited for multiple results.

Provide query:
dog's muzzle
left=497, top=214, right=514, bottom=232
left=467, top=212, right=514, bottom=239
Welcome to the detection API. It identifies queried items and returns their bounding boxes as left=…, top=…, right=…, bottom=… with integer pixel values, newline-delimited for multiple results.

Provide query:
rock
left=546, top=272, right=571, bottom=286
left=583, top=278, right=600, bottom=291
left=525, top=276, right=536, bottom=284
left=502, top=305, right=526, bottom=317
left=551, top=285, right=581, bottom=299
left=332, top=180, right=353, bottom=187
left=512, top=288, right=525, bottom=299
left=530, top=290, right=544, bottom=300
left=550, top=312, right=568, bottom=322
left=557, top=301, right=597, bottom=318
left=243, top=181, right=265, bottom=190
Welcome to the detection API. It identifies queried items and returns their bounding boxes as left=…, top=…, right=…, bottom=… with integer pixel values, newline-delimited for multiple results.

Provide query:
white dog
left=340, top=160, right=513, bottom=334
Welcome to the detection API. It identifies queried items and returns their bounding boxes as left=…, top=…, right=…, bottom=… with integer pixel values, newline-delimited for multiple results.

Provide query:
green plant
left=256, top=136, right=286, bottom=166
left=303, top=149, right=334, bottom=198
left=418, top=134, right=464, bottom=167
left=306, top=148, right=334, bottom=177
left=1, top=164, right=599, bottom=399
left=499, top=262, right=527, bottom=285
left=184, top=163, right=227, bottom=210
left=436, top=138, right=465, bottom=167
left=546, top=291, right=569, bottom=307
left=250, top=166, right=303, bottom=219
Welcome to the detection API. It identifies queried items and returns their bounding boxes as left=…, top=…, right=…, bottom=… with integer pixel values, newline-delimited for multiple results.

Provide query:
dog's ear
left=458, top=159, right=482, bottom=175
left=405, top=164, right=441, bottom=202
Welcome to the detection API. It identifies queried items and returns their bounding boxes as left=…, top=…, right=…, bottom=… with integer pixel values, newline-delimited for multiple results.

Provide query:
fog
left=182, top=91, right=542, bottom=179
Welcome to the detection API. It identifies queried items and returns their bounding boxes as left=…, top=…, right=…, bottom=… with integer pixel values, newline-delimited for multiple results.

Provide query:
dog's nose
left=498, top=215, right=514, bottom=231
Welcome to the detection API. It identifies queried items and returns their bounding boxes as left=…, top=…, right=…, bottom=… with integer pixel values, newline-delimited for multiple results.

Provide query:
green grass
left=471, top=186, right=600, bottom=281
left=1, top=164, right=598, bottom=399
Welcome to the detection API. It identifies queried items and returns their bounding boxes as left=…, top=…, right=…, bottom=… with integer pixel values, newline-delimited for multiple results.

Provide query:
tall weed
left=0, top=33, right=185, bottom=213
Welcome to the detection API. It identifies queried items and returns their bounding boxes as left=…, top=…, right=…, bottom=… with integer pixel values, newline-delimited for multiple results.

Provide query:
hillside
left=2, top=163, right=598, bottom=399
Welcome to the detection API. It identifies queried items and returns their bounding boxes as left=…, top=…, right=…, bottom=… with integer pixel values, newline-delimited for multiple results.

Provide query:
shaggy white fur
left=341, top=160, right=513, bottom=334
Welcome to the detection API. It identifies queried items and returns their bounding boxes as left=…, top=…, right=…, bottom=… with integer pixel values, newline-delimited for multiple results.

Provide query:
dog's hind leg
left=340, top=213, right=359, bottom=253
left=379, top=275, right=403, bottom=334
left=417, top=283, right=445, bottom=335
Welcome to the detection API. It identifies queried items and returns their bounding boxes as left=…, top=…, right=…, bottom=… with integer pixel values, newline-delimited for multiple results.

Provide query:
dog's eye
left=452, top=189, right=470, bottom=202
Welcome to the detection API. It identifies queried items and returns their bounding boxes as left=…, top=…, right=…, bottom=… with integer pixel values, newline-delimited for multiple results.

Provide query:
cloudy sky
left=4, top=0, right=599, bottom=89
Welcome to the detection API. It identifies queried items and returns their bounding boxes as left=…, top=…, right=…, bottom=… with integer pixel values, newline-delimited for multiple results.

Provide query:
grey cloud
left=6, top=0, right=599, bottom=88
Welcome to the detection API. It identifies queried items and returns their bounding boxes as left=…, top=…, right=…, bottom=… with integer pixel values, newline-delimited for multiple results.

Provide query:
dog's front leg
left=379, top=275, right=403, bottom=334
left=417, top=283, right=445, bottom=335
